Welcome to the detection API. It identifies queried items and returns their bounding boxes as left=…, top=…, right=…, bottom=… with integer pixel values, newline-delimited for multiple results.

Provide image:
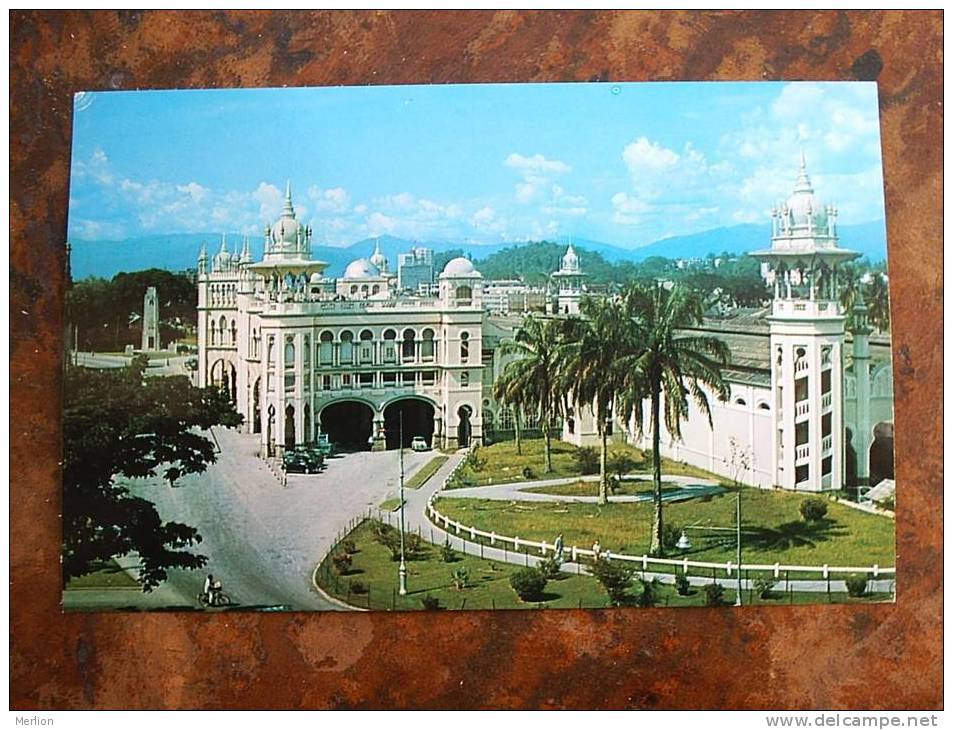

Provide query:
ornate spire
left=793, top=149, right=813, bottom=194
left=282, top=180, right=295, bottom=217
left=240, top=235, right=251, bottom=262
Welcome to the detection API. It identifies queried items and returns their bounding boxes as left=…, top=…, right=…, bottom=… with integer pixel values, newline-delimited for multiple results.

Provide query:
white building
left=555, top=158, right=894, bottom=493
left=197, top=184, right=486, bottom=455
left=549, top=243, right=587, bottom=315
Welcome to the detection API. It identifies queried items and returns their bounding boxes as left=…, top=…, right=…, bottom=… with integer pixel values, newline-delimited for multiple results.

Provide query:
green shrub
left=522, top=466, right=535, bottom=479
left=331, top=552, right=352, bottom=576
left=675, top=572, right=691, bottom=596
left=845, top=574, right=868, bottom=598
left=636, top=578, right=660, bottom=607
left=799, top=497, right=828, bottom=522
left=662, top=523, right=682, bottom=551
left=421, top=595, right=441, bottom=610
left=349, top=580, right=368, bottom=595
left=641, top=448, right=656, bottom=468
left=439, top=540, right=457, bottom=563
left=703, top=583, right=727, bottom=607
left=589, top=556, right=632, bottom=606
left=573, top=446, right=600, bottom=475
left=406, top=533, right=424, bottom=559
left=341, top=539, right=358, bottom=555
left=607, top=451, right=637, bottom=480
left=451, top=567, right=470, bottom=590
left=754, top=577, right=776, bottom=599
left=467, top=448, right=487, bottom=472
left=537, top=555, right=562, bottom=580
left=510, top=567, right=548, bottom=602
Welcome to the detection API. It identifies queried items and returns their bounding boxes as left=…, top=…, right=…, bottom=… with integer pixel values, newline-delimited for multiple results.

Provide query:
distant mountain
left=69, top=221, right=887, bottom=280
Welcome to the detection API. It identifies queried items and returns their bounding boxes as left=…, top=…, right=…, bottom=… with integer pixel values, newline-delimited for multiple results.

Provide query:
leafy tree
left=589, top=556, right=633, bottom=606
left=557, top=297, right=639, bottom=504
left=494, top=316, right=564, bottom=472
left=63, top=357, right=242, bottom=590
left=607, top=450, right=637, bottom=481
left=617, top=283, right=730, bottom=556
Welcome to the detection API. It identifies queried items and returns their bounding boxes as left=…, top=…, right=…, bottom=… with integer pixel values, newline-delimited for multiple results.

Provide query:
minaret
left=551, top=239, right=586, bottom=315
left=750, top=155, right=859, bottom=492
left=369, top=237, right=388, bottom=274
left=198, top=242, right=208, bottom=275
left=849, top=287, right=873, bottom=487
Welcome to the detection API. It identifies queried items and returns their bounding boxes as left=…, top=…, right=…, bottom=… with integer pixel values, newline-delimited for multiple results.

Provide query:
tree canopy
left=63, top=356, right=242, bottom=590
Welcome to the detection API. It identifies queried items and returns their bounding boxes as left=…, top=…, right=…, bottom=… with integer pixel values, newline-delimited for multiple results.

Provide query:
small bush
left=636, top=578, right=660, bottom=607
left=661, top=523, right=682, bottom=551
left=641, top=448, right=656, bottom=468
left=349, top=580, right=368, bottom=595
left=467, top=448, right=488, bottom=472
left=451, top=567, right=471, bottom=590
left=799, top=497, right=828, bottom=522
left=675, top=572, right=691, bottom=596
left=421, top=595, right=441, bottom=610
left=439, top=540, right=457, bottom=563
left=607, top=451, right=637, bottom=481
left=522, top=466, right=535, bottom=479
left=590, top=556, right=633, bottom=606
left=573, top=446, right=600, bottom=475
left=754, top=577, right=776, bottom=599
left=341, top=539, right=358, bottom=555
left=406, top=533, right=424, bottom=559
left=845, top=574, right=868, bottom=598
left=331, top=552, right=352, bottom=575
left=537, top=555, right=562, bottom=580
left=704, top=583, right=727, bottom=607
left=510, top=567, right=548, bottom=602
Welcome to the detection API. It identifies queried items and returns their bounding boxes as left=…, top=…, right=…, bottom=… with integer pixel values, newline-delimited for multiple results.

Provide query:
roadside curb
left=310, top=562, right=367, bottom=612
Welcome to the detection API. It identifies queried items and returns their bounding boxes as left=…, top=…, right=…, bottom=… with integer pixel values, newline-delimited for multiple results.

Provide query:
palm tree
left=495, top=316, right=564, bottom=472
left=557, top=298, right=637, bottom=504
left=619, top=283, right=730, bottom=555
left=492, top=364, right=524, bottom=456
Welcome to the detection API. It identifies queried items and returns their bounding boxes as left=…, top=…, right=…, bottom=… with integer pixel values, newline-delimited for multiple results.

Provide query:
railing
left=822, top=392, right=832, bottom=410
left=822, top=435, right=833, bottom=453
left=795, top=444, right=810, bottom=462
left=795, top=359, right=810, bottom=374
left=773, top=299, right=839, bottom=318
left=795, top=401, right=809, bottom=418
left=424, top=496, right=893, bottom=580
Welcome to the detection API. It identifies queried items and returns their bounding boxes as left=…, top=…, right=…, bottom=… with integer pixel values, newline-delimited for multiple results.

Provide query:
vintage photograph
left=62, top=81, right=895, bottom=613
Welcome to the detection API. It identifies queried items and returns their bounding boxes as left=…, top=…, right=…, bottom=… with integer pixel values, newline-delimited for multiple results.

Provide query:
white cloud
left=177, top=182, right=209, bottom=203
left=622, top=137, right=680, bottom=175
left=505, top=153, right=570, bottom=176
left=307, top=185, right=350, bottom=213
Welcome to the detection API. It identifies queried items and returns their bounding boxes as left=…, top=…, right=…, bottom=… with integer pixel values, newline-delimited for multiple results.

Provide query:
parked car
left=283, top=450, right=323, bottom=474
left=184, top=357, right=199, bottom=371
left=411, top=436, right=429, bottom=452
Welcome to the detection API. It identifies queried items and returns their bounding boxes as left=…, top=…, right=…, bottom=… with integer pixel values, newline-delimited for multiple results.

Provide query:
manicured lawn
left=524, top=480, right=681, bottom=498
left=65, top=559, right=141, bottom=590
left=447, top=438, right=726, bottom=489
left=404, top=454, right=448, bottom=490
left=434, top=487, right=896, bottom=570
left=315, top=520, right=892, bottom=611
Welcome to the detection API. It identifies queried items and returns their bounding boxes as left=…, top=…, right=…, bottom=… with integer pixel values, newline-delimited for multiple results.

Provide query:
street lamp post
left=735, top=491, right=743, bottom=607
left=681, top=490, right=744, bottom=606
left=398, top=413, right=408, bottom=596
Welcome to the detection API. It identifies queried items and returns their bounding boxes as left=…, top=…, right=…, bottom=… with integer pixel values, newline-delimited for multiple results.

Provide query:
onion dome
left=561, top=243, right=580, bottom=273
left=369, top=239, right=388, bottom=272
left=270, top=180, right=305, bottom=247
left=776, top=152, right=829, bottom=233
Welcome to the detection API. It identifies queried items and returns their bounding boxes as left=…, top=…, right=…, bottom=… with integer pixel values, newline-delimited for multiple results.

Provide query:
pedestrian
left=203, top=574, right=214, bottom=605
left=554, top=533, right=564, bottom=562
left=592, top=540, right=602, bottom=560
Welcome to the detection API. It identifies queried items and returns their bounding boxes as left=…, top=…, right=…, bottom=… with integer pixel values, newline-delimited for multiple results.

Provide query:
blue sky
left=68, top=81, right=886, bottom=248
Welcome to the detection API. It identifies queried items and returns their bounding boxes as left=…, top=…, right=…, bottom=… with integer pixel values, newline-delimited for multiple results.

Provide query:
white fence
left=428, top=460, right=895, bottom=581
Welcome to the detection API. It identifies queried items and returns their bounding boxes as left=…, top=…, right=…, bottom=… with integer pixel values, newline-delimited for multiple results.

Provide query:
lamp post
left=398, top=412, right=408, bottom=596
left=735, top=491, right=743, bottom=607
left=682, top=489, right=744, bottom=606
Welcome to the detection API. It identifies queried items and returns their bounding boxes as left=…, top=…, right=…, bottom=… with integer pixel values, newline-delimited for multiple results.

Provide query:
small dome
left=441, top=257, right=480, bottom=278
left=778, top=154, right=830, bottom=233
left=271, top=215, right=303, bottom=246
left=343, top=258, right=381, bottom=279
left=369, top=240, right=388, bottom=271
left=561, top=244, right=580, bottom=272
left=309, top=272, right=323, bottom=284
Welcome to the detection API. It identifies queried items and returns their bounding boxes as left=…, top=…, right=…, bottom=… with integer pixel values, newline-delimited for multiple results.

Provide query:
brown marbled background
left=9, top=10, right=942, bottom=710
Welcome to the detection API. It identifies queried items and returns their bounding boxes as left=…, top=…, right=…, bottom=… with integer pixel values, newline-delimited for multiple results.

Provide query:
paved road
left=66, top=429, right=433, bottom=611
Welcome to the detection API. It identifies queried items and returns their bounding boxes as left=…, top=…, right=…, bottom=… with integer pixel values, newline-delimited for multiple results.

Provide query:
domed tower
left=551, top=241, right=586, bottom=315
left=751, top=153, right=860, bottom=492
left=263, top=181, right=312, bottom=262
left=369, top=238, right=390, bottom=275
left=438, top=257, right=483, bottom=308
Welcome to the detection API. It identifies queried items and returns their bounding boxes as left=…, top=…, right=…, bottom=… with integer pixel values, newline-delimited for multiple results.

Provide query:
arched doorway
left=457, top=404, right=472, bottom=448
left=266, top=405, right=276, bottom=457
left=252, top=377, right=261, bottom=434
left=209, top=359, right=237, bottom=405
left=870, top=421, right=894, bottom=486
left=320, top=400, right=375, bottom=451
left=285, top=404, right=296, bottom=449
left=384, top=398, right=435, bottom=450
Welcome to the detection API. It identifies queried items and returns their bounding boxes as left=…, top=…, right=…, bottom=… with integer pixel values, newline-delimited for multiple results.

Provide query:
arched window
left=456, top=285, right=472, bottom=302
left=251, top=329, right=260, bottom=358
left=734, top=397, right=747, bottom=407
left=757, top=401, right=770, bottom=411
left=303, top=336, right=310, bottom=365
left=350, top=285, right=358, bottom=295
left=359, top=329, right=374, bottom=364
left=267, top=336, right=275, bottom=365
left=319, top=331, right=333, bottom=365
left=421, top=328, right=435, bottom=360
left=284, top=338, right=295, bottom=368
left=383, top=329, right=397, bottom=363
left=460, top=331, right=470, bottom=363
left=499, top=407, right=514, bottom=430
left=340, top=331, right=354, bottom=364
left=461, top=371, right=469, bottom=387
left=402, top=329, right=416, bottom=361
left=372, top=284, right=380, bottom=295
left=230, top=319, right=237, bottom=345
left=208, top=318, right=215, bottom=346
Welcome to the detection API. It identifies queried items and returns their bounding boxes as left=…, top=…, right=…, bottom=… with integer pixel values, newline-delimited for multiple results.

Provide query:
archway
left=457, top=404, right=472, bottom=448
left=252, top=377, right=261, bottom=434
left=209, top=359, right=237, bottom=404
left=384, top=398, right=435, bottom=450
left=870, top=421, right=895, bottom=486
left=285, top=404, right=296, bottom=449
left=320, top=400, right=375, bottom=451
